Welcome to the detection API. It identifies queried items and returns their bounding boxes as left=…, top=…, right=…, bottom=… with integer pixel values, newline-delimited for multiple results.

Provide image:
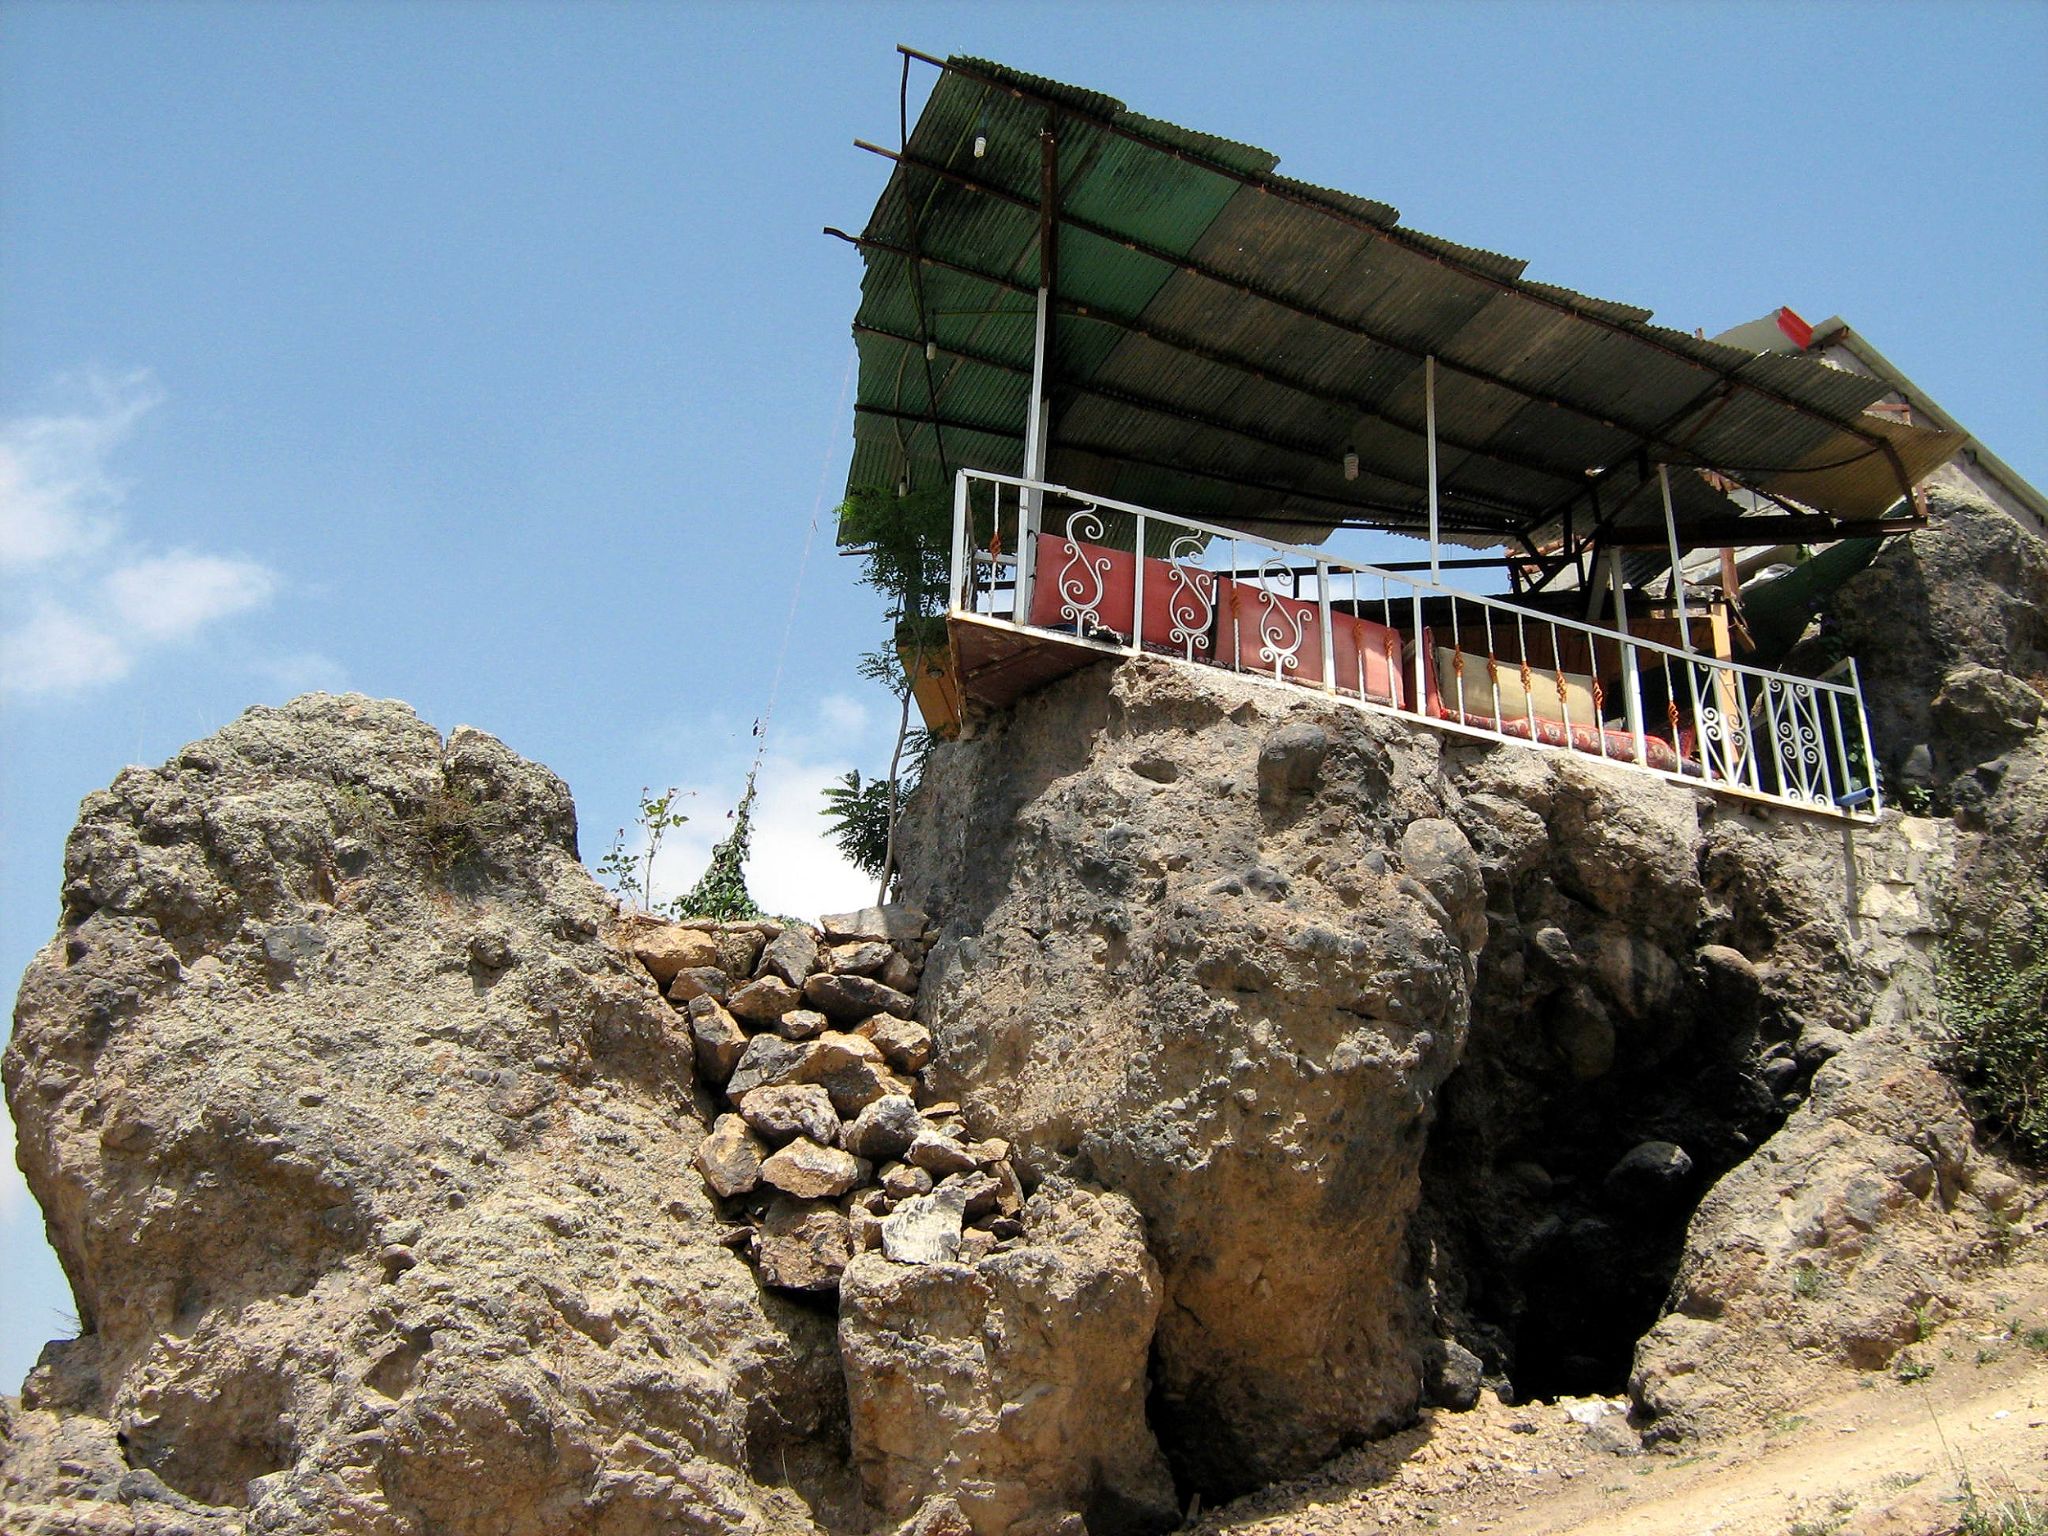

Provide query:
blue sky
left=3, top=0, right=2042, bottom=1391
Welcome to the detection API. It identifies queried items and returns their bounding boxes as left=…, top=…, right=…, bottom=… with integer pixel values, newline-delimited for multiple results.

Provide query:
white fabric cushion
left=1435, top=644, right=1596, bottom=725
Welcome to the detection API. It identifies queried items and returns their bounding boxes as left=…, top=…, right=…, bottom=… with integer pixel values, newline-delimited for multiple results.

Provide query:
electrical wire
left=753, top=345, right=856, bottom=769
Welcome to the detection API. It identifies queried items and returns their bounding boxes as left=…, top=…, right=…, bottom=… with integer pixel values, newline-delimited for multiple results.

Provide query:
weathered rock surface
left=2, top=695, right=852, bottom=1534
left=840, top=1181, right=1177, bottom=1536
left=1804, top=488, right=2048, bottom=791
left=760, top=1139, right=866, bottom=1199
left=899, top=659, right=1483, bottom=1495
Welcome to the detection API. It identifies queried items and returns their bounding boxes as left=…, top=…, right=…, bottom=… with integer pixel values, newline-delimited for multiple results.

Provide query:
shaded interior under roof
left=837, top=52, right=1961, bottom=568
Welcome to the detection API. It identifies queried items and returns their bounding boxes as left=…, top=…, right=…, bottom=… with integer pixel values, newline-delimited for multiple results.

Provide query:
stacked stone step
left=617, top=903, right=1027, bottom=1294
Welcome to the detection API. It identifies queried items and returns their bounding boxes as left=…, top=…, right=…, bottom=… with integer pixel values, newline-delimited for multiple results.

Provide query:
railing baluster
left=1849, top=658, right=1881, bottom=817
left=947, top=468, right=1882, bottom=818
left=1624, top=640, right=1648, bottom=767
left=1825, top=687, right=1852, bottom=809
left=1132, top=514, right=1147, bottom=658
left=1318, top=560, right=1336, bottom=693
left=1412, top=589, right=1428, bottom=716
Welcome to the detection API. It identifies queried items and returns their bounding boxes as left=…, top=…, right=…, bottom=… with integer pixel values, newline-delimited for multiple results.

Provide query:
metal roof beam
left=852, top=402, right=1516, bottom=535
left=827, top=231, right=1584, bottom=496
left=855, top=141, right=1794, bottom=487
left=851, top=321, right=1542, bottom=524
left=1597, top=511, right=1925, bottom=552
left=898, top=47, right=1904, bottom=462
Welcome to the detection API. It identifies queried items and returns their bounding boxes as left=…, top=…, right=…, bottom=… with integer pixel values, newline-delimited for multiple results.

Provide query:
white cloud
left=0, top=601, right=131, bottom=696
left=0, top=371, right=158, bottom=571
left=0, top=373, right=287, bottom=702
left=104, top=553, right=277, bottom=642
left=817, top=692, right=871, bottom=737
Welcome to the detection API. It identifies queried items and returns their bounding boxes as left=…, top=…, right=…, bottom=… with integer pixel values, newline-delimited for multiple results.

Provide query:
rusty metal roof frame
left=835, top=49, right=1963, bottom=581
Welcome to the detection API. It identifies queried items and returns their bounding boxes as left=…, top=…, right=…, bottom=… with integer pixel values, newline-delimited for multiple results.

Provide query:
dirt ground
left=1196, top=1264, right=2048, bottom=1536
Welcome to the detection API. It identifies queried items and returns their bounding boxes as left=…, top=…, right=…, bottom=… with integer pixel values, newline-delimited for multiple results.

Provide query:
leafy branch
left=826, top=485, right=954, bottom=901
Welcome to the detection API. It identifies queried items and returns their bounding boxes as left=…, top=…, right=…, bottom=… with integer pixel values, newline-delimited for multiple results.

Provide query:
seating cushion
left=1419, top=629, right=1693, bottom=772
left=1217, top=584, right=1406, bottom=707
left=1026, top=533, right=1217, bottom=661
left=1434, top=643, right=1597, bottom=728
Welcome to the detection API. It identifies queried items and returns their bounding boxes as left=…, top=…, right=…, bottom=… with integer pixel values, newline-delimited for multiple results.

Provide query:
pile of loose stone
left=618, top=903, right=1025, bottom=1293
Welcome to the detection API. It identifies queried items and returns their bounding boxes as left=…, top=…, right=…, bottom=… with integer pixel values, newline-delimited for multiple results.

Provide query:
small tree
left=595, top=786, right=691, bottom=910
left=676, top=771, right=764, bottom=922
left=827, top=485, right=953, bottom=901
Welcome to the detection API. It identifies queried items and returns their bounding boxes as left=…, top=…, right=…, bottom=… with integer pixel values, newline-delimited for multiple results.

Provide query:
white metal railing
left=950, top=469, right=1883, bottom=820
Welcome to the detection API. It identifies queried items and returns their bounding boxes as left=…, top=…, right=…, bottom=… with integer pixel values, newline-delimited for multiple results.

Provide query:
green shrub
left=1941, top=893, right=2048, bottom=1164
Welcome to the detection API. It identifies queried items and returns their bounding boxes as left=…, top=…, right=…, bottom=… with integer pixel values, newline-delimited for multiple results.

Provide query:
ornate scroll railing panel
left=949, top=469, right=1883, bottom=820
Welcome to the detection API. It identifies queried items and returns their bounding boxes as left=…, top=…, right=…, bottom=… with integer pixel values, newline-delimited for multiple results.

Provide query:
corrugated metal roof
left=838, top=51, right=1963, bottom=562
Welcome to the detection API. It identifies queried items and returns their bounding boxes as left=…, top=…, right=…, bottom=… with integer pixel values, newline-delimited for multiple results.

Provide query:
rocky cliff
left=5, top=497, right=2043, bottom=1533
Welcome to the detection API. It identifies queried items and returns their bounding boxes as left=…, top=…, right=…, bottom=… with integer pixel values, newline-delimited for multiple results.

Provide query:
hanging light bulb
left=1343, top=449, right=1360, bottom=482
left=925, top=339, right=938, bottom=362
left=973, top=133, right=988, bottom=159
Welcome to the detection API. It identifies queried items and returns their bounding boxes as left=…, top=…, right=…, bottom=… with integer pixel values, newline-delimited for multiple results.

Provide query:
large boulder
left=838, top=1181, right=1176, bottom=1536
left=897, top=659, right=1482, bottom=1496
left=2, top=695, right=852, bottom=1534
left=1814, top=489, right=2048, bottom=789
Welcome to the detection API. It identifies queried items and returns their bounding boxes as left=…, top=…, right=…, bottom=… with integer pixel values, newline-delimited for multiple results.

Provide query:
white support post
left=1425, top=354, right=1441, bottom=582
left=950, top=469, right=969, bottom=614
left=1611, top=549, right=1647, bottom=765
left=1017, top=284, right=1052, bottom=624
left=1659, top=464, right=1693, bottom=654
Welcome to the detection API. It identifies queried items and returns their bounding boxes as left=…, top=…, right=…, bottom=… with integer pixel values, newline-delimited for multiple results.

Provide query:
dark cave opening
left=1419, top=938, right=1803, bottom=1405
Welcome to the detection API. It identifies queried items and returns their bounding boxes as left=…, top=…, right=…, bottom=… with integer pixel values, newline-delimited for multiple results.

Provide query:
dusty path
left=1199, top=1273, right=2048, bottom=1536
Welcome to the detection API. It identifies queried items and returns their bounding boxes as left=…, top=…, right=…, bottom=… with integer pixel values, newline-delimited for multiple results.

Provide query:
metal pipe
left=1426, top=355, right=1441, bottom=581
left=1660, top=466, right=1694, bottom=654
left=851, top=321, right=1539, bottom=524
left=831, top=229, right=1585, bottom=496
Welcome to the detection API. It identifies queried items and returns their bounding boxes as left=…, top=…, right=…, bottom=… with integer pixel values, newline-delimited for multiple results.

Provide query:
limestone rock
left=727, top=974, right=802, bottom=1025
left=879, top=1161, right=934, bottom=1201
left=1423, top=1338, right=1484, bottom=1411
left=879, top=1182, right=970, bottom=1265
left=696, top=1112, right=767, bottom=1198
left=757, top=1196, right=851, bottom=1293
left=713, top=925, right=768, bottom=980
left=856, top=1013, right=933, bottom=1072
left=760, top=1138, right=866, bottom=1199
left=738, top=1084, right=840, bottom=1147
left=807, top=1031, right=910, bottom=1117
left=895, top=659, right=1481, bottom=1496
left=618, top=916, right=718, bottom=984
left=829, top=940, right=892, bottom=976
left=687, top=995, right=748, bottom=1085
left=804, top=971, right=916, bottom=1022
left=821, top=904, right=928, bottom=944
left=844, top=1094, right=922, bottom=1162
left=877, top=951, right=920, bottom=994
left=774, top=1006, right=830, bottom=1041
left=668, top=964, right=731, bottom=1003
left=0, top=694, right=852, bottom=1533
left=757, top=926, right=821, bottom=987
left=1256, top=721, right=1328, bottom=804
left=904, top=1131, right=978, bottom=1176
left=841, top=1181, right=1177, bottom=1535
left=725, top=1033, right=813, bottom=1098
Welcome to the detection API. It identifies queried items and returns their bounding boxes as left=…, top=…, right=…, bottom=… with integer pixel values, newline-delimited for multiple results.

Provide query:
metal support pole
left=950, top=470, right=969, bottom=614
left=1611, top=549, right=1647, bottom=765
left=1659, top=465, right=1693, bottom=654
left=1426, top=354, right=1441, bottom=581
left=1018, top=120, right=1058, bottom=625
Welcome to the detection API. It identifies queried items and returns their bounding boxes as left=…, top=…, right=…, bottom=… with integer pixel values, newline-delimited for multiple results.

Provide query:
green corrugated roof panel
left=837, top=51, right=1964, bottom=553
